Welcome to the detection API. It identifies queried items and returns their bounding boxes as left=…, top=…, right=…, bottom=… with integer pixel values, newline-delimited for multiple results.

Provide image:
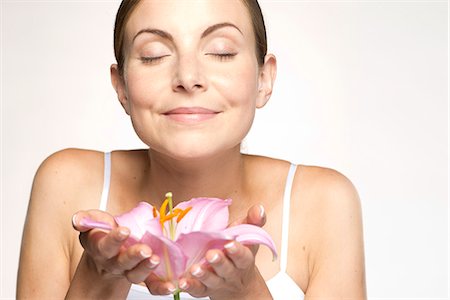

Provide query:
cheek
left=213, top=62, right=259, bottom=108
left=125, top=69, right=167, bottom=109
left=214, top=63, right=259, bottom=140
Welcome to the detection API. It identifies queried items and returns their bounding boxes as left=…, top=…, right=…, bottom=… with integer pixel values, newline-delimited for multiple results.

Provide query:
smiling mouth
left=163, top=107, right=220, bottom=123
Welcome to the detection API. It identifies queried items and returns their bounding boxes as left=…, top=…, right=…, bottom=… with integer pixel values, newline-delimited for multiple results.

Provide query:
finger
left=112, top=244, right=153, bottom=275
left=229, top=204, right=266, bottom=227
left=190, top=263, right=223, bottom=290
left=125, top=255, right=160, bottom=284
left=96, top=226, right=130, bottom=259
left=79, top=229, right=108, bottom=254
left=72, top=210, right=116, bottom=232
left=179, top=276, right=207, bottom=298
left=224, top=241, right=255, bottom=270
left=205, top=249, right=236, bottom=282
left=178, top=277, right=190, bottom=292
left=145, top=273, right=177, bottom=295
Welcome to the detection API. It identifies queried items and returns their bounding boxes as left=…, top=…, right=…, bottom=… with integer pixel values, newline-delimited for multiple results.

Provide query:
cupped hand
left=72, top=210, right=160, bottom=284
left=181, top=240, right=266, bottom=299
left=143, top=241, right=263, bottom=298
left=170, top=204, right=269, bottom=299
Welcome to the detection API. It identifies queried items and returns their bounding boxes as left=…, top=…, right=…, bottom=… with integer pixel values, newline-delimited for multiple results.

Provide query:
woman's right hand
left=72, top=209, right=160, bottom=284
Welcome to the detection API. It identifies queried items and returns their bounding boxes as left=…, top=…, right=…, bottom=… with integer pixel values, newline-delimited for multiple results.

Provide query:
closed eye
left=140, top=55, right=170, bottom=64
left=206, top=53, right=237, bottom=61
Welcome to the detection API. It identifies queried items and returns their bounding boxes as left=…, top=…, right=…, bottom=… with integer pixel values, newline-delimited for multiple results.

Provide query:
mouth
left=163, top=107, right=220, bottom=123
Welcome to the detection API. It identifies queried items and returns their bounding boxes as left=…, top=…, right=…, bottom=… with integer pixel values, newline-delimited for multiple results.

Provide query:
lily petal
left=174, top=198, right=232, bottom=238
left=222, top=224, right=278, bottom=260
left=115, top=202, right=162, bottom=240
left=78, top=219, right=113, bottom=231
left=176, top=231, right=235, bottom=269
left=140, top=232, right=187, bottom=281
left=77, top=197, right=278, bottom=283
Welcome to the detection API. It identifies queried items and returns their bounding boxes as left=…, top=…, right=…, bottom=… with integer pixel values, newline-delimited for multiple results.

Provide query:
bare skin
left=17, top=0, right=366, bottom=299
left=17, top=150, right=365, bottom=299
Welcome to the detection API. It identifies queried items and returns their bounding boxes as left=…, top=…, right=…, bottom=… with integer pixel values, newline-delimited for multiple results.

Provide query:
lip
left=163, top=107, right=220, bottom=123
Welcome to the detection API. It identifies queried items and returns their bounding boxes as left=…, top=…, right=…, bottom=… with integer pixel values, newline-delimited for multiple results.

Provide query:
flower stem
left=173, top=291, right=180, bottom=300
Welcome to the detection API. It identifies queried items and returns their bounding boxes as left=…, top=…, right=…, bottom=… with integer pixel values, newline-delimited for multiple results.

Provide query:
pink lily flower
left=81, top=193, right=277, bottom=284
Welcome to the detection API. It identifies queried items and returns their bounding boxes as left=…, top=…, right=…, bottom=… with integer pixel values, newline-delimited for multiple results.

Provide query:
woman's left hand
left=178, top=240, right=271, bottom=300
left=144, top=204, right=272, bottom=299
left=144, top=241, right=269, bottom=299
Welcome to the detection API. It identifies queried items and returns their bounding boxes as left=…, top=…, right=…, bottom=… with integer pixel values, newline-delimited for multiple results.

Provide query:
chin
left=138, top=124, right=249, bottom=161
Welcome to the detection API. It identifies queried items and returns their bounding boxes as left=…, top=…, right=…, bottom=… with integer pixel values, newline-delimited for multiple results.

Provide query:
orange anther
left=159, top=198, right=169, bottom=219
left=153, top=207, right=158, bottom=218
left=177, top=207, right=192, bottom=222
left=161, top=212, right=178, bottom=223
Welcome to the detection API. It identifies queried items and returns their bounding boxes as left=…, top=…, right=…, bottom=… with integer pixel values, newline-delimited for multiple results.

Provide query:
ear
left=110, top=64, right=131, bottom=115
left=256, top=54, right=277, bottom=109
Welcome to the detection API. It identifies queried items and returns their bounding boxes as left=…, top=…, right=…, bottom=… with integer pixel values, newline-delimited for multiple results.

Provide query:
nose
left=172, top=53, right=206, bottom=93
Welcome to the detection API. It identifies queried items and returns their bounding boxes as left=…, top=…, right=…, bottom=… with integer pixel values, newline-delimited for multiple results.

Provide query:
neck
left=144, top=146, right=247, bottom=205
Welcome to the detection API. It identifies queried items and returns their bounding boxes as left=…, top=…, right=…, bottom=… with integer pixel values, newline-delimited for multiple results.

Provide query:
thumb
left=72, top=209, right=117, bottom=233
left=229, top=204, right=266, bottom=227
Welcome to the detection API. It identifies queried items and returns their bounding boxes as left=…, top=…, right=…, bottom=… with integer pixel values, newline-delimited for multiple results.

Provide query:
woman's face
left=113, top=0, right=275, bottom=160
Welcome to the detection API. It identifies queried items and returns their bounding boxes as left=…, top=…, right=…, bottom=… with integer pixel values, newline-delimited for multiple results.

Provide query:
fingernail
left=224, top=241, right=237, bottom=254
left=167, top=284, right=176, bottom=293
left=78, top=218, right=88, bottom=227
left=118, top=228, right=129, bottom=239
left=259, top=204, right=265, bottom=219
left=207, top=252, right=220, bottom=264
left=191, top=265, right=204, bottom=277
left=72, top=214, right=78, bottom=227
left=179, top=279, right=189, bottom=290
left=149, top=257, right=159, bottom=268
left=140, top=249, right=151, bottom=258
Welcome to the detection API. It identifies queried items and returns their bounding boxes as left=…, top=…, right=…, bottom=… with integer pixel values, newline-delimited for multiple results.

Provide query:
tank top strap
left=280, top=163, right=297, bottom=272
left=99, top=152, right=112, bottom=211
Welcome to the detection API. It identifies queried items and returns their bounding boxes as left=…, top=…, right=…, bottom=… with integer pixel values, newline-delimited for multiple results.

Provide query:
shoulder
left=293, top=165, right=363, bottom=251
left=36, top=148, right=104, bottom=177
left=31, top=148, right=107, bottom=214
left=18, top=149, right=108, bottom=296
left=293, top=165, right=360, bottom=210
left=33, top=148, right=148, bottom=208
left=289, top=166, right=366, bottom=295
left=34, top=148, right=104, bottom=192
left=25, top=149, right=115, bottom=261
left=244, top=156, right=360, bottom=208
left=291, top=165, right=362, bottom=241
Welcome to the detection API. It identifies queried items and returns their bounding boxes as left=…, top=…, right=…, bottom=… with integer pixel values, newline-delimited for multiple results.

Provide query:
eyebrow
left=132, top=28, right=174, bottom=43
left=201, top=22, right=243, bottom=39
left=132, top=22, right=243, bottom=44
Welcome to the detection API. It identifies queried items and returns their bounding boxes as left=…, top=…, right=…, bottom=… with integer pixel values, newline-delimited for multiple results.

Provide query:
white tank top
left=99, top=152, right=305, bottom=299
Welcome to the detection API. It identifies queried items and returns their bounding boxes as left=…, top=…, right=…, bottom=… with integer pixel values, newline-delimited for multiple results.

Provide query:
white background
left=1, top=0, right=448, bottom=299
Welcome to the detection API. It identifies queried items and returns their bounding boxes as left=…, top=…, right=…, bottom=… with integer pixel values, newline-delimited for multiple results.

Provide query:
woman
left=17, top=0, right=366, bottom=299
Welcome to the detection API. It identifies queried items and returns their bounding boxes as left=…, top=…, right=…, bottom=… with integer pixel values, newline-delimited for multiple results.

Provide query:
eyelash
left=140, top=56, right=168, bottom=64
left=209, top=53, right=237, bottom=61
left=140, top=53, right=237, bottom=64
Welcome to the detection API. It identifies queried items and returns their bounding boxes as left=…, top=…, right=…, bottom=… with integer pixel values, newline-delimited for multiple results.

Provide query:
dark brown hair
left=113, top=0, right=267, bottom=76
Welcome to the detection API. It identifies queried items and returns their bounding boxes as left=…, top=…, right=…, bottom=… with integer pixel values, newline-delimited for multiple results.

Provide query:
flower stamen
left=156, top=193, right=192, bottom=241
left=177, top=206, right=192, bottom=222
left=160, top=198, right=169, bottom=220
left=161, top=212, right=178, bottom=223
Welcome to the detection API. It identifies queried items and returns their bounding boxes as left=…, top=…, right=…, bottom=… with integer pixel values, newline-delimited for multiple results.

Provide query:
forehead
left=125, top=0, right=254, bottom=42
